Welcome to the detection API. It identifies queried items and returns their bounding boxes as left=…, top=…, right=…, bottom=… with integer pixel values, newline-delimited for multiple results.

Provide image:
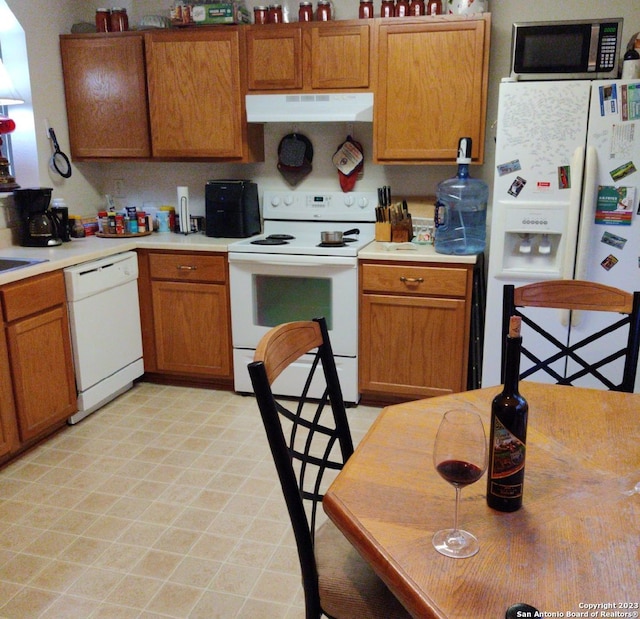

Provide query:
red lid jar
left=395, top=0, right=410, bottom=17
left=410, top=0, right=425, bottom=15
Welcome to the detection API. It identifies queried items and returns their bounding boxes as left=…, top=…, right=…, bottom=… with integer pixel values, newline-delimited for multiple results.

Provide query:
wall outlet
left=113, top=179, right=125, bottom=198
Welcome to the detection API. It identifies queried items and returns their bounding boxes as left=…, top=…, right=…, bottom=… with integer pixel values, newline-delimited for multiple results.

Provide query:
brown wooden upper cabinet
left=145, top=27, right=262, bottom=160
left=60, top=33, right=151, bottom=159
left=246, top=21, right=371, bottom=92
left=60, top=29, right=263, bottom=162
left=374, top=14, right=490, bottom=164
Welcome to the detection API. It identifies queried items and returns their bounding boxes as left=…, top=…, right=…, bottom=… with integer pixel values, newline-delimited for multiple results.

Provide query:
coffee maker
left=13, top=187, right=62, bottom=247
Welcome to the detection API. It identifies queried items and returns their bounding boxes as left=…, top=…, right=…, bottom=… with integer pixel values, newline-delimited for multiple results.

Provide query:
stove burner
left=267, top=234, right=295, bottom=240
left=317, top=237, right=358, bottom=248
left=251, top=238, right=290, bottom=246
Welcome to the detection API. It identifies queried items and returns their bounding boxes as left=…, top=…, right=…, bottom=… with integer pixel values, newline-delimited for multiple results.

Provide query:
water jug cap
left=457, top=137, right=472, bottom=164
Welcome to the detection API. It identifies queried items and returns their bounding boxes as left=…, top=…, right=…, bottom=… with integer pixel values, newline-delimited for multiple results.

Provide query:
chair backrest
left=247, top=317, right=354, bottom=619
left=501, top=280, right=640, bottom=392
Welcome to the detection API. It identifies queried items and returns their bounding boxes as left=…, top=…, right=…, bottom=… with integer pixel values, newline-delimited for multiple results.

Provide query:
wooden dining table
left=323, top=383, right=640, bottom=619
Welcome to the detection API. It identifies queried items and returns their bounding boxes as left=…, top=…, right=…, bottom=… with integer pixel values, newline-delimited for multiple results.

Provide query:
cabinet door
left=246, top=25, right=303, bottom=90
left=60, top=34, right=151, bottom=158
left=375, top=16, right=489, bottom=163
left=308, top=24, right=370, bottom=90
left=146, top=28, right=245, bottom=158
left=7, top=307, right=77, bottom=442
left=360, top=294, right=468, bottom=398
left=151, top=281, right=232, bottom=378
left=0, top=329, right=18, bottom=458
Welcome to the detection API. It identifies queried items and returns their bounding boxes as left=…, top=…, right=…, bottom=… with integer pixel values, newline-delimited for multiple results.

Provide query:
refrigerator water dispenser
left=494, top=204, right=567, bottom=278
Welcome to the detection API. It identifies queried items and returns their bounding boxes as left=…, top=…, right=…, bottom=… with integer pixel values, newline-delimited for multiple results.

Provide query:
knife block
left=375, top=222, right=391, bottom=242
left=391, top=217, right=413, bottom=243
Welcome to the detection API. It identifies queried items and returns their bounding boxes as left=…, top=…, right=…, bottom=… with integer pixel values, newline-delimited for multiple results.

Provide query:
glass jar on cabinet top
left=299, top=1, right=313, bottom=21
left=380, top=0, right=395, bottom=17
left=316, top=0, right=332, bottom=21
left=394, top=0, right=409, bottom=17
left=359, top=0, right=374, bottom=18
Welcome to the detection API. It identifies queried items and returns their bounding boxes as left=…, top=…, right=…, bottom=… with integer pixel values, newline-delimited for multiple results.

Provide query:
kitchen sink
left=0, top=257, right=48, bottom=273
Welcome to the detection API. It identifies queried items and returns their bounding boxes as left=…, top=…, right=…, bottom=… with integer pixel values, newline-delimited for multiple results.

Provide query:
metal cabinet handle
left=400, top=276, right=424, bottom=283
left=177, top=265, right=197, bottom=271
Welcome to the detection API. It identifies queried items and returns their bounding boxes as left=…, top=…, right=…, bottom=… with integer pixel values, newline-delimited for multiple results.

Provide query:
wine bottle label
left=489, top=417, right=526, bottom=498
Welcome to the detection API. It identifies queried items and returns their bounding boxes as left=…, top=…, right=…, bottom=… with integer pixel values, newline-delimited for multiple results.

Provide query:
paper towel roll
left=177, top=186, right=190, bottom=235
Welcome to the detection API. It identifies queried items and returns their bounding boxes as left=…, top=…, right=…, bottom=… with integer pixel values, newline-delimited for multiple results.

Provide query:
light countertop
left=0, top=233, right=479, bottom=286
left=358, top=241, right=478, bottom=264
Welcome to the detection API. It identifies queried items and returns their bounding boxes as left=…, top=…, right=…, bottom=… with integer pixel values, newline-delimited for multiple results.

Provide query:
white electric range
left=228, top=190, right=377, bottom=403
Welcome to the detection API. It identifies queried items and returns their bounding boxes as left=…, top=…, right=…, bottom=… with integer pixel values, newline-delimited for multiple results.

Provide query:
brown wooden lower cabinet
left=0, top=271, right=77, bottom=461
left=137, top=250, right=233, bottom=386
left=359, top=260, right=474, bottom=402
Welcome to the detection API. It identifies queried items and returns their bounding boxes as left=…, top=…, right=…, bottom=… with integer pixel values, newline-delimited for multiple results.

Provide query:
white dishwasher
left=64, top=251, right=144, bottom=424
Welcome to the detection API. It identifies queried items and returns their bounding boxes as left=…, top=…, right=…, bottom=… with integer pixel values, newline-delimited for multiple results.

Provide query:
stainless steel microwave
left=510, top=18, right=623, bottom=81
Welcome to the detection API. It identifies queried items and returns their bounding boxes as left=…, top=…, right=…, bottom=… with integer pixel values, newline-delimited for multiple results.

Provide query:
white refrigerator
left=482, top=78, right=640, bottom=392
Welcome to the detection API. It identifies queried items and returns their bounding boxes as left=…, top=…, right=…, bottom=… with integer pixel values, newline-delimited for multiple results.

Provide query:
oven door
left=229, top=252, right=358, bottom=356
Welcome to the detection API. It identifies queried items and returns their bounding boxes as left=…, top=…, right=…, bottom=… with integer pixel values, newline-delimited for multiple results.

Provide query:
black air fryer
left=205, top=180, right=260, bottom=238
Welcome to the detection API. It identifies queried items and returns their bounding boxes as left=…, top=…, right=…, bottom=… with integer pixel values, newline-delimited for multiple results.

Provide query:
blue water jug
left=434, top=137, right=487, bottom=255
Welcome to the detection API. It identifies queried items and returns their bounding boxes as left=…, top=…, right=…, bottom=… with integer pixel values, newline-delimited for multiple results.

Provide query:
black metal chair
left=248, top=317, right=410, bottom=619
left=501, top=280, right=640, bottom=392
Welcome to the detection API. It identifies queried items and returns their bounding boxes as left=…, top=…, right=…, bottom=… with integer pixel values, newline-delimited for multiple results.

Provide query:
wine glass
left=432, top=407, right=487, bottom=558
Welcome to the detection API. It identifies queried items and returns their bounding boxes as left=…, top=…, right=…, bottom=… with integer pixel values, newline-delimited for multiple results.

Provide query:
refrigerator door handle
left=559, top=146, right=588, bottom=327
left=571, top=145, right=598, bottom=326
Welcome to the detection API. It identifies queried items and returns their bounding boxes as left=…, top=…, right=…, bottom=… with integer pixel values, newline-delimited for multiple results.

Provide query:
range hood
left=245, top=92, right=374, bottom=122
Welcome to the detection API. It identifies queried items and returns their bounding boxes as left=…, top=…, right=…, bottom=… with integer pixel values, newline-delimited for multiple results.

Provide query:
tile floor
left=0, top=383, right=381, bottom=619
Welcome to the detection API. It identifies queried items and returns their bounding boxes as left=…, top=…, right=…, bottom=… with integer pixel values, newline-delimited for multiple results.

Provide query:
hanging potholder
left=332, top=136, right=364, bottom=192
left=277, top=133, right=313, bottom=186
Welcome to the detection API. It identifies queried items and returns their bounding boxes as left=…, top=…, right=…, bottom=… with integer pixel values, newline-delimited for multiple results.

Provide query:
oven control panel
left=263, top=190, right=378, bottom=222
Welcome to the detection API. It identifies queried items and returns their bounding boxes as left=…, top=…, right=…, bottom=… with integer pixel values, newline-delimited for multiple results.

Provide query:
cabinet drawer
left=149, top=253, right=227, bottom=283
left=2, top=272, right=66, bottom=322
left=361, top=263, right=468, bottom=297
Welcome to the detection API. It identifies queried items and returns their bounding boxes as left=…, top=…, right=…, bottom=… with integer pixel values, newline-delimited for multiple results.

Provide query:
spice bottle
left=298, top=1, right=313, bottom=21
left=395, top=0, right=410, bottom=17
left=95, top=8, right=110, bottom=32
left=359, top=0, right=374, bottom=18
left=316, top=0, right=332, bottom=21
left=381, top=0, right=395, bottom=17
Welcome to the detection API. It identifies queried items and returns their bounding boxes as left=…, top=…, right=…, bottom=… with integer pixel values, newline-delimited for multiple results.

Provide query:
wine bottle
left=486, top=315, right=528, bottom=512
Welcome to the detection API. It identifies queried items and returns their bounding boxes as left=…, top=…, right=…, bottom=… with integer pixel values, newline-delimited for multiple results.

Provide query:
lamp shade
left=0, top=59, right=24, bottom=105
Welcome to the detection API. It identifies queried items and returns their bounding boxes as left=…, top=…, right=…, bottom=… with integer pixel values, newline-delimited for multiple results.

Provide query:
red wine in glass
left=432, top=408, right=488, bottom=558
left=436, top=459, right=484, bottom=487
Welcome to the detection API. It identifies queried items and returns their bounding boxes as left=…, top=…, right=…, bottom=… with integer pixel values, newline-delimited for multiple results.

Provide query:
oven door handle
left=228, top=253, right=357, bottom=268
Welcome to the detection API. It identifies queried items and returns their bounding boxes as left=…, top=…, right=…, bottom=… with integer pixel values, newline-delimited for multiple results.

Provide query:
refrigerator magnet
left=558, top=165, right=570, bottom=189
left=610, top=160, right=637, bottom=182
left=601, top=231, right=628, bottom=250
left=497, top=159, right=521, bottom=176
left=508, top=176, right=527, bottom=197
left=601, top=254, right=619, bottom=271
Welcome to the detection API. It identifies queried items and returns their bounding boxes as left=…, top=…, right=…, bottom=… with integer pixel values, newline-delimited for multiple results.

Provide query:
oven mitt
left=277, top=133, right=313, bottom=186
left=333, top=136, right=364, bottom=193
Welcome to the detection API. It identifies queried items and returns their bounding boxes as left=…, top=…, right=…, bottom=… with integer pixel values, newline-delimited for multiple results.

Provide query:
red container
left=426, top=0, right=442, bottom=14
left=359, top=0, right=374, bottom=18
left=253, top=5, right=268, bottom=24
left=381, top=0, right=395, bottom=17
left=268, top=4, right=283, bottom=23
left=410, top=0, right=425, bottom=15
left=316, top=0, right=331, bottom=21
left=95, top=9, right=110, bottom=32
left=395, top=0, right=410, bottom=17
left=299, top=1, right=313, bottom=21
left=109, top=7, right=128, bottom=32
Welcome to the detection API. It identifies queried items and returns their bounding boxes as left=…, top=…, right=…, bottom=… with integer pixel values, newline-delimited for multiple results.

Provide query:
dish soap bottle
left=434, top=137, right=488, bottom=255
left=486, top=315, right=529, bottom=512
